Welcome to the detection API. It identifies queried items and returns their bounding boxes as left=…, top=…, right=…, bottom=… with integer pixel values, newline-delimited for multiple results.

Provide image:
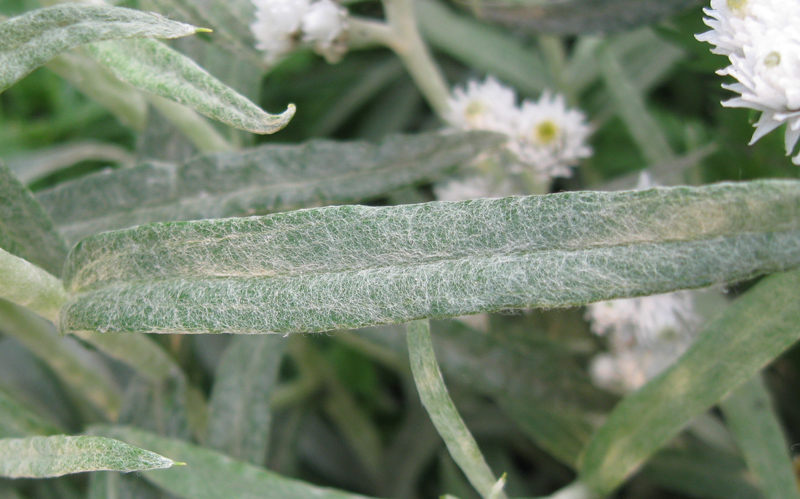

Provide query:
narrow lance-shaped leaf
left=60, top=180, right=800, bottom=335
left=578, top=268, right=800, bottom=496
left=0, top=435, right=178, bottom=478
left=0, top=162, right=68, bottom=276
left=91, top=425, right=380, bottom=499
left=407, top=319, right=506, bottom=499
left=0, top=248, right=66, bottom=322
left=86, top=37, right=294, bottom=134
left=719, top=374, right=800, bottom=499
left=205, top=335, right=286, bottom=466
left=37, top=131, right=502, bottom=244
left=0, top=4, right=203, bottom=93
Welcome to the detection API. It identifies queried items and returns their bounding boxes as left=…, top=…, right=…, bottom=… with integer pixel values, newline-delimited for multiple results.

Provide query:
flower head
left=251, top=0, right=348, bottom=64
left=697, top=0, right=800, bottom=163
left=445, top=77, right=592, bottom=179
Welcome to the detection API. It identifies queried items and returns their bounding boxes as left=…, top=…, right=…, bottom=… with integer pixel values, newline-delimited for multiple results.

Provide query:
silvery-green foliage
left=60, top=181, right=800, bottom=335
left=0, top=435, right=177, bottom=478
left=0, top=4, right=202, bottom=93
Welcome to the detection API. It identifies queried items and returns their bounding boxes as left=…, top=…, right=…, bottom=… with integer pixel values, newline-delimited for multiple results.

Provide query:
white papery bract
left=586, top=290, right=702, bottom=393
left=510, top=92, right=593, bottom=179
left=445, top=77, right=592, bottom=179
left=251, top=0, right=348, bottom=64
left=697, top=0, right=800, bottom=164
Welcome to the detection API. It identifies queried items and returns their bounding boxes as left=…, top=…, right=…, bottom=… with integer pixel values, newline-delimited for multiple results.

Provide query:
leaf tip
left=196, top=28, right=213, bottom=33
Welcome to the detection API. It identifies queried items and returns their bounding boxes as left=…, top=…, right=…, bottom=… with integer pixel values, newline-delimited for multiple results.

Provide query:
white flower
left=445, top=76, right=518, bottom=135
left=585, top=290, right=702, bottom=393
left=251, top=0, right=348, bottom=64
left=445, top=77, right=592, bottom=179
left=509, top=91, right=593, bottom=179
left=433, top=174, right=517, bottom=201
left=697, top=0, right=800, bottom=164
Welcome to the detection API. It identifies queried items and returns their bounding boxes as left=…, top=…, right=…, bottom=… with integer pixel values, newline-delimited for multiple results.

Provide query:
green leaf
left=90, top=425, right=380, bottom=499
left=578, top=268, right=800, bottom=496
left=407, top=319, right=505, bottom=499
left=74, top=331, right=179, bottom=382
left=205, top=335, right=286, bottom=466
left=471, top=0, right=703, bottom=35
left=0, top=3, right=202, bottom=93
left=37, top=131, right=502, bottom=244
left=0, top=299, right=121, bottom=419
left=0, top=247, right=66, bottom=322
left=60, top=180, right=800, bottom=335
left=416, top=0, right=552, bottom=95
left=0, top=435, right=177, bottom=478
left=86, top=37, right=294, bottom=134
left=7, top=140, right=134, bottom=185
left=720, top=374, right=800, bottom=499
left=0, top=161, right=68, bottom=277
left=0, top=388, right=61, bottom=438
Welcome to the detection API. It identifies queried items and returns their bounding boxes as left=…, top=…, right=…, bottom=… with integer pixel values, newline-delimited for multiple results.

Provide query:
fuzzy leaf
left=91, top=425, right=379, bottom=499
left=579, top=268, right=800, bottom=496
left=0, top=435, right=177, bottom=478
left=0, top=162, right=68, bottom=277
left=86, top=37, right=294, bottom=134
left=59, top=180, right=800, bottom=335
left=37, top=131, right=502, bottom=243
left=0, top=248, right=66, bottom=322
left=0, top=4, right=202, bottom=93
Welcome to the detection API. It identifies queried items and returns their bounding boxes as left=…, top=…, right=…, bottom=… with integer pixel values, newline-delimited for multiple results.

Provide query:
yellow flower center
left=533, top=120, right=559, bottom=145
left=764, top=51, right=781, bottom=67
left=727, top=0, right=748, bottom=16
left=465, top=100, right=487, bottom=126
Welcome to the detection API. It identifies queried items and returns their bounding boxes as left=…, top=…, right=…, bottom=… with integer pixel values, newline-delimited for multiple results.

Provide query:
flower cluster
left=697, top=0, right=800, bottom=164
left=585, top=290, right=702, bottom=393
left=445, top=77, right=592, bottom=180
left=251, top=0, right=348, bottom=65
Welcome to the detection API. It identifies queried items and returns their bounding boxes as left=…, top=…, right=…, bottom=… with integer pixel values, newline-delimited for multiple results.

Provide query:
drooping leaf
left=90, top=425, right=380, bottom=499
left=205, top=335, right=286, bottom=466
left=720, top=374, right=800, bottom=499
left=0, top=435, right=177, bottom=478
left=86, top=37, right=294, bottom=134
left=37, top=131, right=502, bottom=243
left=470, top=0, right=703, bottom=35
left=407, top=319, right=505, bottom=499
left=578, top=268, right=800, bottom=496
left=0, top=3, right=202, bottom=93
left=0, top=388, right=61, bottom=438
left=0, top=162, right=68, bottom=276
left=60, top=180, right=800, bottom=335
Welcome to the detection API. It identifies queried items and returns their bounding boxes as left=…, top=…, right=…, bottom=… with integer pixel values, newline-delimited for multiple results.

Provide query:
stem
left=349, top=0, right=451, bottom=118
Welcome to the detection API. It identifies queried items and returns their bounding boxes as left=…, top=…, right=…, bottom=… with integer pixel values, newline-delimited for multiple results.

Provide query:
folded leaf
left=60, top=180, right=800, bottom=335
left=0, top=435, right=177, bottom=478
left=37, top=131, right=502, bottom=243
left=0, top=4, right=202, bottom=93
left=86, top=38, right=294, bottom=134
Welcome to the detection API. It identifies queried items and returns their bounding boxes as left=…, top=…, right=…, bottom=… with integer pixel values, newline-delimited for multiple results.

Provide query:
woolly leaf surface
left=0, top=4, right=201, bottom=93
left=86, top=38, right=294, bottom=134
left=60, top=180, right=800, bottom=335
left=91, top=425, right=379, bottom=499
left=205, top=335, right=286, bottom=465
left=37, top=131, right=503, bottom=243
left=407, top=319, right=505, bottom=499
left=0, top=435, right=176, bottom=478
left=579, top=268, right=800, bottom=495
left=0, top=162, right=68, bottom=276
left=0, top=248, right=66, bottom=322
